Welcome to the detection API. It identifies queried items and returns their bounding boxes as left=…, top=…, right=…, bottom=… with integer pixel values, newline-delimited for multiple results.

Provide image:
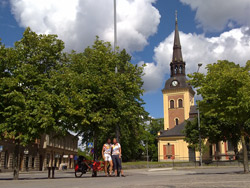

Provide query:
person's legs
left=112, top=155, right=117, bottom=175
left=104, top=161, right=108, bottom=176
left=108, top=159, right=113, bottom=175
left=114, top=155, right=119, bottom=176
left=118, top=157, right=125, bottom=176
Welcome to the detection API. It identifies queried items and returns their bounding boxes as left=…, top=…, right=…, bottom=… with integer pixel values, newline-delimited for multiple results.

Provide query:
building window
left=227, top=141, right=234, bottom=151
left=216, top=142, right=220, bottom=152
left=175, top=118, right=179, bottom=125
left=4, top=151, right=9, bottom=169
left=178, top=99, right=183, bottom=108
left=32, top=157, right=35, bottom=168
left=180, top=65, right=183, bottom=74
left=164, top=145, right=175, bottom=159
left=25, top=156, right=29, bottom=169
left=170, top=100, right=174, bottom=108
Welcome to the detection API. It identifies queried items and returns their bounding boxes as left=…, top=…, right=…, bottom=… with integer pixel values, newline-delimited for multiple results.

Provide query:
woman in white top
left=102, top=138, right=113, bottom=176
left=112, top=138, right=125, bottom=177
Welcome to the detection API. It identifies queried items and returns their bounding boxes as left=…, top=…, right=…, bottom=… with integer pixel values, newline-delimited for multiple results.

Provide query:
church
left=157, top=13, right=234, bottom=162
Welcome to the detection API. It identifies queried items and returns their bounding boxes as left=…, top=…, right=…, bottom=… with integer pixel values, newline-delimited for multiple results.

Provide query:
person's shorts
left=104, top=154, right=112, bottom=162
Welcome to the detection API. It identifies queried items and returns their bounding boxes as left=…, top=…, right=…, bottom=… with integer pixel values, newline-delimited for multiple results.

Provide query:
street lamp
left=197, top=63, right=202, bottom=166
left=24, top=149, right=29, bottom=155
left=114, top=0, right=120, bottom=142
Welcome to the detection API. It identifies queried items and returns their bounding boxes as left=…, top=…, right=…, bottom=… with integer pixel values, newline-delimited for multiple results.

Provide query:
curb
left=148, top=168, right=173, bottom=172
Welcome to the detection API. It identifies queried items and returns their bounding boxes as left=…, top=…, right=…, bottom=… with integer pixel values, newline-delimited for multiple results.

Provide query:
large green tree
left=55, top=38, right=149, bottom=161
left=0, top=28, right=66, bottom=179
left=185, top=116, right=241, bottom=157
left=188, top=60, right=250, bottom=173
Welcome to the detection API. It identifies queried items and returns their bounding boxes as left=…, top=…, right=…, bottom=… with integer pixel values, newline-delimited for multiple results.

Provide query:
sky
left=1, top=0, right=250, bottom=118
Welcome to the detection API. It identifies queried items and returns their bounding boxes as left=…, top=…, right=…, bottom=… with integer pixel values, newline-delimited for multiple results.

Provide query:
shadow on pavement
left=0, top=173, right=124, bottom=181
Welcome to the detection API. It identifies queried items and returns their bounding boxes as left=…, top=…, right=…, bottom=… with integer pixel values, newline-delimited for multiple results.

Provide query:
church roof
left=162, top=76, right=195, bottom=95
left=158, top=117, right=195, bottom=138
left=189, top=105, right=198, bottom=115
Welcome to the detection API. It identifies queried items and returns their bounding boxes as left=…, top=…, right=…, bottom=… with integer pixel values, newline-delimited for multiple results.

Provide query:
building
left=0, top=133, right=78, bottom=172
left=158, top=12, right=235, bottom=162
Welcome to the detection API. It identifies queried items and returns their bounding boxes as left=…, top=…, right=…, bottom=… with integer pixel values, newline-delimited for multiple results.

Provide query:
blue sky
left=1, top=0, right=250, bottom=118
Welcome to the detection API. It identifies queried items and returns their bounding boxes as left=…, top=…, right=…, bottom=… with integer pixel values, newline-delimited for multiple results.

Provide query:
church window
left=174, top=65, right=178, bottom=74
left=164, top=144, right=175, bottom=159
left=180, top=65, right=183, bottom=74
left=178, top=99, right=183, bottom=108
left=175, top=118, right=179, bottom=125
left=170, top=100, right=174, bottom=108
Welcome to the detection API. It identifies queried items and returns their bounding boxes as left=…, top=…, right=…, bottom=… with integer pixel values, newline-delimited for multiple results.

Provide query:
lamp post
left=113, top=0, right=120, bottom=142
left=197, top=63, right=202, bottom=166
left=114, top=0, right=117, bottom=52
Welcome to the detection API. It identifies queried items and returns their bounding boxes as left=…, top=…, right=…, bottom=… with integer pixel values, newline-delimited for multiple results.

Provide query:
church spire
left=170, top=11, right=185, bottom=77
left=172, top=10, right=183, bottom=63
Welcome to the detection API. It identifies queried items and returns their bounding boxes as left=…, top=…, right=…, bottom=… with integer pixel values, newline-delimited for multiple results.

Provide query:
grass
left=122, top=161, right=190, bottom=166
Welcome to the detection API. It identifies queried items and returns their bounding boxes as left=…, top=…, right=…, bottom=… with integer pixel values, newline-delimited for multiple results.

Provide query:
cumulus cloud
left=142, top=27, right=250, bottom=92
left=10, top=0, right=160, bottom=52
left=180, top=0, right=250, bottom=32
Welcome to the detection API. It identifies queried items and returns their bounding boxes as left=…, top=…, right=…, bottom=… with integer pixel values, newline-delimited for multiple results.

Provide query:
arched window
left=178, top=99, right=183, bottom=108
left=180, top=65, right=183, bottom=74
left=170, top=100, right=174, bottom=108
left=174, top=65, right=178, bottom=74
left=175, top=118, right=179, bottom=126
left=171, top=65, right=174, bottom=76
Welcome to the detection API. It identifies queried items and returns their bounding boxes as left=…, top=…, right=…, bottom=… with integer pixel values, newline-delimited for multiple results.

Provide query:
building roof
left=159, top=118, right=194, bottom=138
left=189, top=105, right=198, bottom=114
left=162, top=76, right=195, bottom=95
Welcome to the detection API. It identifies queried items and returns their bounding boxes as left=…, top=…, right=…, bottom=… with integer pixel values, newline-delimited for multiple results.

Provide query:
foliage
left=184, top=117, right=240, bottom=154
left=187, top=60, right=250, bottom=173
left=0, top=29, right=149, bottom=177
left=78, top=148, right=93, bottom=161
left=0, top=28, right=65, bottom=145
left=52, top=38, right=149, bottom=161
left=0, top=28, right=68, bottom=179
left=144, top=118, right=164, bottom=161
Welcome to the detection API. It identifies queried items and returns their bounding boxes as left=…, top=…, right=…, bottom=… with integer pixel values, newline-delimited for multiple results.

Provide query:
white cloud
left=180, top=0, right=250, bottom=32
left=142, top=27, right=250, bottom=92
left=10, top=0, right=160, bottom=52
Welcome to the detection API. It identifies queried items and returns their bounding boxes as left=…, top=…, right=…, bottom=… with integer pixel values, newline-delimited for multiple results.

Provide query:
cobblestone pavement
left=0, top=167, right=250, bottom=188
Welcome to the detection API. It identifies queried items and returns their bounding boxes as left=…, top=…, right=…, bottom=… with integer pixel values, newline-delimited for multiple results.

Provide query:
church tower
left=162, top=11, right=195, bottom=131
left=158, top=12, right=230, bottom=162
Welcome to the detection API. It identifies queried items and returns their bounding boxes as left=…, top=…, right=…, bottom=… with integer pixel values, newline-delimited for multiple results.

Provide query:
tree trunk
left=13, top=143, right=20, bottom=180
left=93, top=130, right=98, bottom=161
left=241, top=135, right=249, bottom=173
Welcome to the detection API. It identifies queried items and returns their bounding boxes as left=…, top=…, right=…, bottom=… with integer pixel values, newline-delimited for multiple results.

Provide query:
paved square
left=0, top=167, right=250, bottom=188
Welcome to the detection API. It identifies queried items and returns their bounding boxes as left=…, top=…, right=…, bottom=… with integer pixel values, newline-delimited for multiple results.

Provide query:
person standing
left=112, top=138, right=125, bottom=177
left=102, top=138, right=113, bottom=176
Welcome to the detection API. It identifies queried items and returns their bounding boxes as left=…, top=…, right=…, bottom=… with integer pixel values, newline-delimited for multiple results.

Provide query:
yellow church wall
left=158, top=137, right=191, bottom=161
left=158, top=135, right=242, bottom=162
left=163, top=93, right=169, bottom=130
left=162, top=88, right=193, bottom=130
